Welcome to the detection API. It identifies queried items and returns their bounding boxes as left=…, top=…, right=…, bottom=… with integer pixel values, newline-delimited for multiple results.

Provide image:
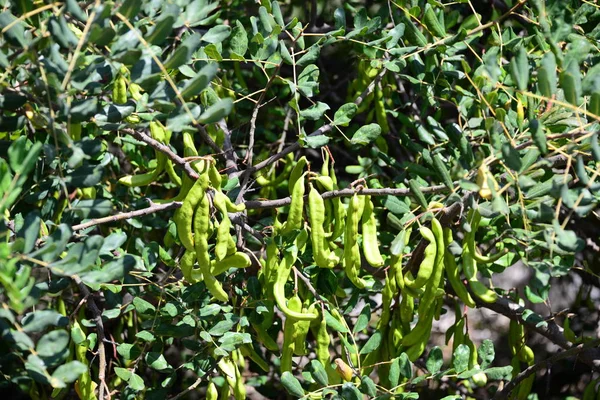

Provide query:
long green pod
left=174, top=170, right=209, bottom=251
left=288, top=156, right=308, bottom=195
left=404, top=226, right=436, bottom=289
left=280, top=294, right=302, bottom=373
left=308, top=184, right=335, bottom=268
left=195, top=193, right=228, bottom=302
left=444, top=228, right=476, bottom=308
left=293, top=302, right=316, bottom=356
left=273, top=231, right=318, bottom=321
left=282, top=173, right=306, bottom=234
left=361, top=196, right=384, bottom=267
left=180, top=249, right=202, bottom=283
left=211, top=252, right=251, bottom=276
left=416, top=218, right=445, bottom=314
left=344, top=194, right=366, bottom=288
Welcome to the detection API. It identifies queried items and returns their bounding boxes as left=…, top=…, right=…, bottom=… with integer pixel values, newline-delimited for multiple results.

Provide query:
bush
left=1, top=0, right=599, bottom=399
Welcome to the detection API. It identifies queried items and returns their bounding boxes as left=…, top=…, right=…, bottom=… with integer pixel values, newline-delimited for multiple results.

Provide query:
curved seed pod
left=113, top=74, right=127, bottom=104
left=256, top=152, right=294, bottom=187
left=399, top=293, right=414, bottom=335
left=289, top=156, right=308, bottom=195
left=361, top=196, right=384, bottom=267
left=206, top=380, right=219, bottom=400
left=165, top=160, right=182, bottom=186
left=239, top=344, right=269, bottom=372
left=174, top=170, right=209, bottom=251
left=211, top=252, right=251, bottom=276
left=468, top=279, right=497, bottom=303
left=273, top=231, right=318, bottom=321
left=282, top=173, right=306, bottom=234
left=180, top=249, right=202, bottom=283
left=344, top=194, right=366, bottom=288
left=280, top=294, right=302, bottom=373
left=404, top=226, right=436, bottom=289
left=293, top=301, right=316, bottom=356
left=215, top=213, right=232, bottom=261
left=308, top=184, right=335, bottom=268
left=444, top=228, right=475, bottom=307
left=195, top=193, right=228, bottom=301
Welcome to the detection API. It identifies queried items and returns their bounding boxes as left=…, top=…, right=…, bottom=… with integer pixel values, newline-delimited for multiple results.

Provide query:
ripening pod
left=334, top=358, right=353, bottom=382
left=476, top=164, right=498, bottom=200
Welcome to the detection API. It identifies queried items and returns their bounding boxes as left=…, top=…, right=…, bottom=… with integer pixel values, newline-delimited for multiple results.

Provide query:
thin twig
left=293, top=266, right=328, bottom=303
left=123, top=128, right=199, bottom=180
left=217, top=119, right=239, bottom=179
left=492, top=339, right=600, bottom=399
left=168, top=376, right=203, bottom=400
left=74, top=277, right=108, bottom=400
left=72, top=201, right=181, bottom=232
left=244, top=184, right=449, bottom=209
left=237, top=68, right=387, bottom=179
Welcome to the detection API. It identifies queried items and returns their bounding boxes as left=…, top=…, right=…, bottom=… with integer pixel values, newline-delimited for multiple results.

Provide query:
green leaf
left=8, top=137, right=42, bottom=176
left=67, top=199, right=113, bottom=220
left=560, top=61, right=582, bottom=106
left=353, top=305, right=371, bottom=334
left=37, top=330, right=70, bottom=358
left=299, top=102, right=330, bottom=120
left=18, top=211, right=40, bottom=254
left=341, top=383, right=362, bottom=400
left=230, top=20, right=248, bottom=57
left=359, top=331, right=381, bottom=354
left=145, top=14, right=176, bottom=45
left=198, top=98, right=234, bottom=124
left=281, top=371, right=304, bottom=397
left=510, top=46, right=529, bottom=91
left=360, top=376, right=377, bottom=397
left=478, top=339, right=495, bottom=369
left=202, top=25, right=231, bottom=44
left=129, top=372, right=145, bottom=391
left=529, top=119, right=547, bottom=155
left=22, top=310, right=69, bottom=333
left=538, top=52, right=557, bottom=98
left=296, top=45, right=320, bottom=67
left=453, top=344, right=470, bottom=373
left=164, top=33, right=202, bottom=70
left=114, top=367, right=132, bottom=381
left=135, top=330, right=156, bottom=342
left=426, top=346, right=443, bottom=374
left=309, top=360, right=328, bottom=386
left=133, top=297, right=156, bottom=314
left=118, top=0, right=142, bottom=19
left=324, top=310, right=349, bottom=333
left=484, top=366, right=512, bottom=380
left=180, top=63, right=219, bottom=100
left=146, top=352, right=171, bottom=371
left=501, top=143, right=522, bottom=171
left=117, top=343, right=142, bottom=360
left=303, top=134, right=330, bottom=149
left=0, top=12, right=28, bottom=47
left=51, top=361, right=87, bottom=386
left=333, top=103, right=358, bottom=126
left=351, top=123, right=382, bottom=146
left=384, top=195, right=411, bottom=215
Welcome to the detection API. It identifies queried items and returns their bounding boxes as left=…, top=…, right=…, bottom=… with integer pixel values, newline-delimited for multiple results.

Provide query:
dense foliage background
left=1, top=0, right=600, bottom=399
